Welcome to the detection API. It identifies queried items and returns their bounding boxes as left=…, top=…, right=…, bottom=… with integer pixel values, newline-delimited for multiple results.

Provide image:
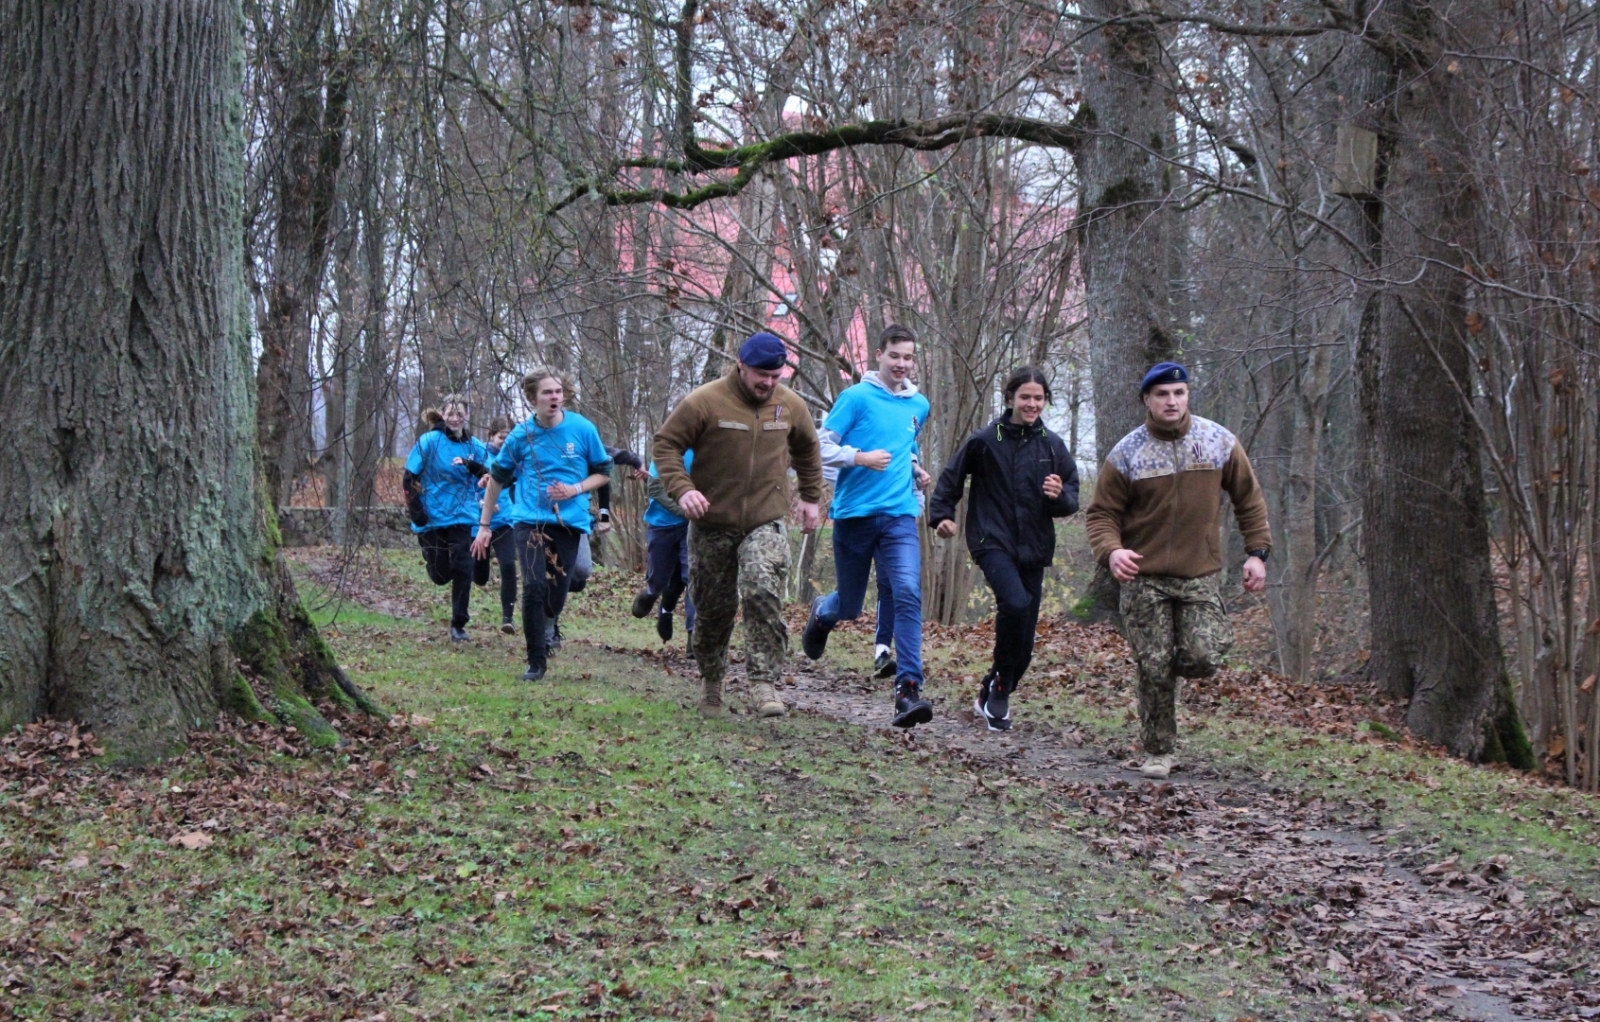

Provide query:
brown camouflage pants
left=1120, top=572, right=1233, bottom=756
left=689, top=520, right=791, bottom=689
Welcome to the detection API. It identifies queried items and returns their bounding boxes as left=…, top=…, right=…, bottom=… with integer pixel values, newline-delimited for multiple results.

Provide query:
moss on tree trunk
left=0, top=0, right=378, bottom=760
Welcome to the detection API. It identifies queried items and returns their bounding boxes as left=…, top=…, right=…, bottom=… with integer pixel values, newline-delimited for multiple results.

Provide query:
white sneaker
left=1139, top=755, right=1178, bottom=780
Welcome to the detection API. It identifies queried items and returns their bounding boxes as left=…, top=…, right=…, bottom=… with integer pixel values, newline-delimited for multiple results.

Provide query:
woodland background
left=2, top=0, right=1596, bottom=784
left=240, top=0, right=1598, bottom=783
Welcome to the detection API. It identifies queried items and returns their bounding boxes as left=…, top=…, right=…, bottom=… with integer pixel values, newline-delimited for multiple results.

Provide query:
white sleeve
left=817, top=428, right=859, bottom=481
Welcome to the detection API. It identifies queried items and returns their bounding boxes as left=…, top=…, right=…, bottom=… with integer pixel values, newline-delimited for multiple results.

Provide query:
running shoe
left=891, top=680, right=933, bottom=729
left=631, top=589, right=658, bottom=619
left=801, top=596, right=831, bottom=660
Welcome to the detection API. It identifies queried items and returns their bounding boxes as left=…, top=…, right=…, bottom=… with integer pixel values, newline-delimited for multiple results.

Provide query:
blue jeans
left=875, top=575, right=895, bottom=648
left=816, top=515, right=922, bottom=686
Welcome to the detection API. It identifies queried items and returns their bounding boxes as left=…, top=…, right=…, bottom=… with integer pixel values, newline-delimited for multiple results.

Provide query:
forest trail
left=614, top=636, right=1593, bottom=1022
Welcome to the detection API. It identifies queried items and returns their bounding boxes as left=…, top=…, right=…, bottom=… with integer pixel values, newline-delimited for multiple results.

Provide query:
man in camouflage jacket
left=653, top=333, right=823, bottom=718
left=1084, top=362, right=1271, bottom=779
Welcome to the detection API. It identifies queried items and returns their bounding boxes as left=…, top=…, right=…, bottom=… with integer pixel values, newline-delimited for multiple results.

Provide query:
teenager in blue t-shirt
left=461, top=416, right=519, bottom=633
left=403, top=396, right=489, bottom=642
left=630, top=450, right=696, bottom=643
left=800, top=325, right=935, bottom=728
left=470, top=369, right=612, bottom=681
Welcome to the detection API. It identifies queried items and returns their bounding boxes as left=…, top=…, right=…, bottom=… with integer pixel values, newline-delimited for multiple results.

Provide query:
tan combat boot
left=699, top=677, right=726, bottom=718
left=749, top=682, right=787, bottom=718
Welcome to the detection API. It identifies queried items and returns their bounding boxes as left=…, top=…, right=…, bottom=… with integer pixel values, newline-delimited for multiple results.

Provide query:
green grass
left=0, top=554, right=1350, bottom=1021
left=5, top=545, right=1597, bottom=1020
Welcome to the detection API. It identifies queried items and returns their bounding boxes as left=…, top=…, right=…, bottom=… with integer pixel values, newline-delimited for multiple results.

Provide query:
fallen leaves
left=168, top=831, right=214, bottom=850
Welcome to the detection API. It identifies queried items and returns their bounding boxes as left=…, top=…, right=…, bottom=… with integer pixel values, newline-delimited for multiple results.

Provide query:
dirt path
left=613, top=639, right=1595, bottom=1022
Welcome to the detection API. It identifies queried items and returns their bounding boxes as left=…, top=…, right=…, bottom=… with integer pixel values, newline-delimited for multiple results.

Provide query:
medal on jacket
left=774, top=404, right=784, bottom=423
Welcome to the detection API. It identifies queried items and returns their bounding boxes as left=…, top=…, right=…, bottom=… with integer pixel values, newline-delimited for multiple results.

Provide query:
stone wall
left=278, top=506, right=414, bottom=548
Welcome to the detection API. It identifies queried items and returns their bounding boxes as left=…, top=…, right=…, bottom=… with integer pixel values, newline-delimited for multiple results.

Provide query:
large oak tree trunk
left=1074, top=0, right=1178, bottom=622
left=1076, top=0, right=1179, bottom=463
left=0, top=0, right=374, bottom=758
left=1360, top=1, right=1530, bottom=766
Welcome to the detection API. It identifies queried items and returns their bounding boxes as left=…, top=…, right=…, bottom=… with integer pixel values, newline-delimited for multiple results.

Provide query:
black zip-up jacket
left=929, top=411, right=1080, bottom=567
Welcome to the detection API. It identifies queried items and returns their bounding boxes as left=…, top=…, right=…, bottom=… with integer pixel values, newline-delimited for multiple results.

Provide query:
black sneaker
left=972, top=670, right=996, bottom=718
left=656, top=610, right=673, bottom=642
left=631, top=589, right=658, bottom=619
left=545, top=620, right=562, bottom=655
left=522, top=664, right=546, bottom=682
left=801, top=596, right=831, bottom=660
left=500, top=616, right=515, bottom=634
left=873, top=650, right=897, bottom=678
left=982, top=682, right=1013, bottom=733
left=891, top=680, right=933, bottom=729
left=450, top=626, right=468, bottom=642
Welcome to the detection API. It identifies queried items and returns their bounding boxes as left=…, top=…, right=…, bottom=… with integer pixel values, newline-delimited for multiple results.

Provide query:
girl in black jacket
left=929, top=367, right=1080, bottom=731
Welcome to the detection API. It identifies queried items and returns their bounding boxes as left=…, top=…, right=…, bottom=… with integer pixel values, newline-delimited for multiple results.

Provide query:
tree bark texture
left=1360, top=2, right=1530, bottom=766
left=1073, top=0, right=1179, bottom=624
left=0, top=0, right=373, bottom=756
left=254, top=0, right=348, bottom=508
left=1076, top=0, right=1179, bottom=463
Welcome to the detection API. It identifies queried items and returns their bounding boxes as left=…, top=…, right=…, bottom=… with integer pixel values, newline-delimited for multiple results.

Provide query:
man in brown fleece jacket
left=653, top=333, right=823, bottom=719
left=1085, top=362, right=1271, bottom=779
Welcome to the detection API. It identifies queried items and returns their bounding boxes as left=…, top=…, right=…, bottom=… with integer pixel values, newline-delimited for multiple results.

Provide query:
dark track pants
left=418, top=525, right=475, bottom=629
left=514, top=524, right=582, bottom=669
left=972, top=548, right=1045, bottom=692
left=490, top=526, right=518, bottom=621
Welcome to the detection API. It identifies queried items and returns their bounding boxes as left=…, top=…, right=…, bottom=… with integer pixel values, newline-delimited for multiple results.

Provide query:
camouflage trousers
left=1120, top=572, right=1233, bottom=756
left=689, top=520, right=791, bottom=688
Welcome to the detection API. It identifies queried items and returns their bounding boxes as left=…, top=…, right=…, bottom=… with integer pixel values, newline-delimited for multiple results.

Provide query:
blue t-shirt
left=482, top=443, right=515, bottom=529
left=643, top=450, right=694, bottom=528
left=823, top=380, right=930, bottom=519
left=490, top=411, right=613, bottom=533
left=404, top=428, right=489, bottom=533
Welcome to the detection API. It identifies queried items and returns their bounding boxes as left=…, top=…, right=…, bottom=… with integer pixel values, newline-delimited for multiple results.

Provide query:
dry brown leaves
left=287, top=545, right=430, bottom=620
left=1025, top=772, right=1600, bottom=1020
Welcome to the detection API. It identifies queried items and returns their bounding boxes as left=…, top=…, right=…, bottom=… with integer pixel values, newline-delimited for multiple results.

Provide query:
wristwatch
left=1246, top=548, right=1270, bottom=562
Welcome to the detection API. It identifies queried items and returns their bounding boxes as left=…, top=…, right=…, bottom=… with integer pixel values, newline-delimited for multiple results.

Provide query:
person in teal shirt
left=631, top=450, right=696, bottom=642
left=801, top=325, right=935, bottom=728
left=471, top=368, right=612, bottom=681
left=403, top=395, right=488, bottom=642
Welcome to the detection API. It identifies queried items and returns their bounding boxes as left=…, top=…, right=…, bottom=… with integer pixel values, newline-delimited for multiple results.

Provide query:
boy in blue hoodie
left=801, top=325, right=934, bottom=727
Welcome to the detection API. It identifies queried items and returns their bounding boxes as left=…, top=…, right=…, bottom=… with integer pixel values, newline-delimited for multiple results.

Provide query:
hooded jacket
left=929, top=411, right=1079, bottom=567
left=817, top=371, right=930, bottom=519
left=403, top=423, right=489, bottom=533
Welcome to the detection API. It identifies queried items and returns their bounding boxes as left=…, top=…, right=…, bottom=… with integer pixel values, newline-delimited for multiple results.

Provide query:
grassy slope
left=2, top=547, right=1596, bottom=1021
left=0, top=556, right=1340, bottom=1022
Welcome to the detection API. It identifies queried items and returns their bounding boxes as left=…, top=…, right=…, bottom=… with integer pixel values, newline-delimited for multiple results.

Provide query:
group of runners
left=402, top=327, right=1271, bottom=779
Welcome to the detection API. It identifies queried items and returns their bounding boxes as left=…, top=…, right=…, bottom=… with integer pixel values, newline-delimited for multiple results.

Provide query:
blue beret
left=1140, top=361, right=1189, bottom=394
left=738, top=332, right=788, bottom=370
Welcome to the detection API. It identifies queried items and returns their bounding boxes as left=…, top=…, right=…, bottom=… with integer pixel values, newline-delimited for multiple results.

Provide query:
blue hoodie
left=490, top=410, right=613, bottom=533
left=818, top=372, right=930, bottom=519
left=404, top=427, right=490, bottom=533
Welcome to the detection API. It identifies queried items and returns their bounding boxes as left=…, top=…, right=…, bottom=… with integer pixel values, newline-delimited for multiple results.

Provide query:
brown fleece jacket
left=652, top=369, right=823, bottom=534
left=1085, top=412, right=1271, bottom=579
